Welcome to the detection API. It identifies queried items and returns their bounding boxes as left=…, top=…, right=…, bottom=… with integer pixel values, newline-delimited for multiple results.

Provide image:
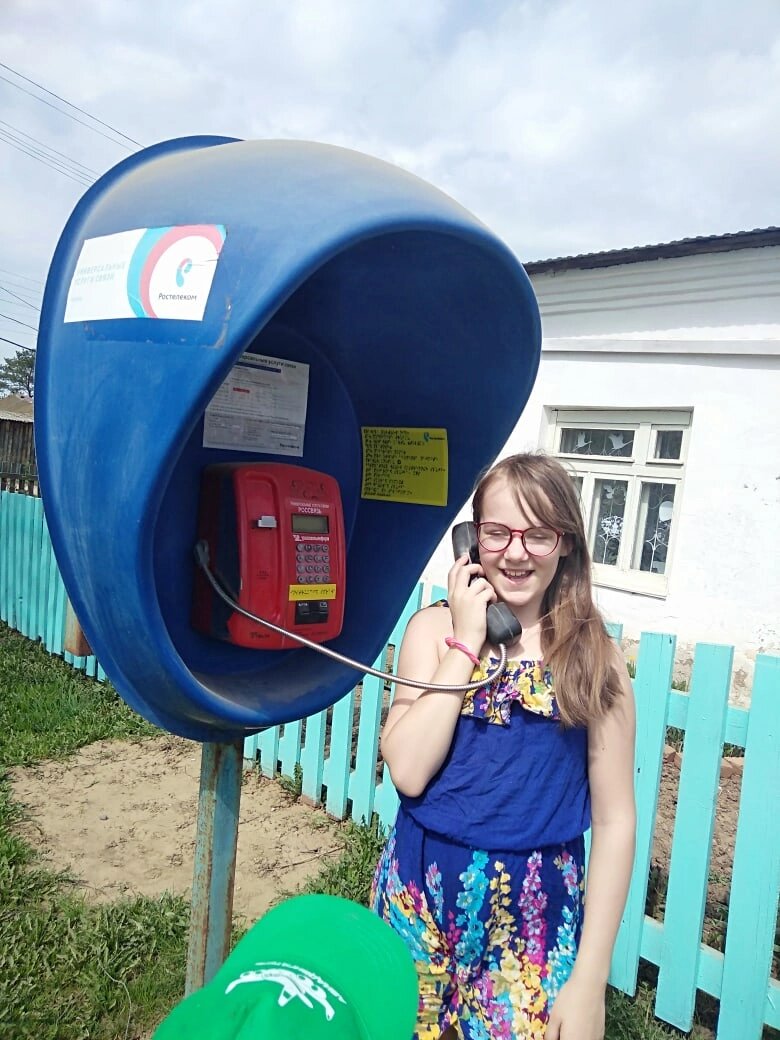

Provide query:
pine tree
left=0, top=346, right=35, bottom=397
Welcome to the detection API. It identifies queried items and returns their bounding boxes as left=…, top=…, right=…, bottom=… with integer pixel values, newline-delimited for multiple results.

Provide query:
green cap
left=153, top=895, right=418, bottom=1040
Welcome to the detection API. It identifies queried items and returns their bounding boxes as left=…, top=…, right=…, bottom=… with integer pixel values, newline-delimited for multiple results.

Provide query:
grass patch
left=0, top=625, right=184, bottom=1038
left=295, top=816, right=386, bottom=906
left=0, top=624, right=157, bottom=766
left=0, top=775, right=189, bottom=1040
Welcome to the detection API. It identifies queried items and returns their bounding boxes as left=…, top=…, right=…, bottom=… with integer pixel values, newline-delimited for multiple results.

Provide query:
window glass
left=549, top=408, right=690, bottom=592
left=633, top=483, right=676, bottom=573
left=560, top=428, right=634, bottom=457
left=590, top=479, right=628, bottom=566
left=654, top=430, right=683, bottom=460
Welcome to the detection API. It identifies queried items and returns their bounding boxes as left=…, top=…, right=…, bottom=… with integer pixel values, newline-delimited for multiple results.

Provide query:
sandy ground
left=8, top=734, right=344, bottom=924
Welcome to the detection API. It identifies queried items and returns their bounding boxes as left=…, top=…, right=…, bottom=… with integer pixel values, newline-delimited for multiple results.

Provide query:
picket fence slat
left=49, top=555, right=66, bottom=656
left=655, top=643, right=733, bottom=1029
left=19, top=495, right=32, bottom=637
left=29, top=499, right=45, bottom=642
left=278, top=719, right=302, bottom=778
left=15, top=493, right=27, bottom=632
left=300, top=708, right=327, bottom=804
left=10, top=491, right=22, bottom=629
left=349, top=670, right=385, bottom=825
left=717, top=653, right=780, bottom=1039
left=605, top=621, right=623, bottom=641
left=374, top=769, right=400, bottom=831
left=364, top=581, right=441, bottom=829
left=324, top=689, right=355, bottom=819
left=44, top=524, right=61, bottom=653
left=5, top=493, right=15, bottom=626
left=242, top=732, right=261, bottom=763
left=0, top=493, right=8, bottom=623
left=349, top=584, right=423, bottom=824
left=257, top=727, right=280, bottom=779
left=609, top=631, right=676, bottom=995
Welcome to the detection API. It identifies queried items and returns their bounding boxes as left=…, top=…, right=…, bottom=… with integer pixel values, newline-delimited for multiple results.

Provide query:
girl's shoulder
left=403, top=599, right=452, bottom=640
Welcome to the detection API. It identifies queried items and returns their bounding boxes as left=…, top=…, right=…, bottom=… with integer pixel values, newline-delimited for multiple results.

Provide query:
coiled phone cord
left=194, top=541, right=506, bottom=693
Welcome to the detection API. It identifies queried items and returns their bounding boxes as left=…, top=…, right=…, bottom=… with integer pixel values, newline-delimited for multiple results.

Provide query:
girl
left=371, top=453, right=636, bottom=1040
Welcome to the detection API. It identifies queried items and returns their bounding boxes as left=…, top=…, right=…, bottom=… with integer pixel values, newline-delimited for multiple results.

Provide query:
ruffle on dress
left=461, top=658, right=559, bottom=726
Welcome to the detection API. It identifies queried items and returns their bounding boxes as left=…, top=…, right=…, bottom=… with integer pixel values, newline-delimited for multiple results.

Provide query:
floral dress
left=371, top=658, right=590, bottom=1039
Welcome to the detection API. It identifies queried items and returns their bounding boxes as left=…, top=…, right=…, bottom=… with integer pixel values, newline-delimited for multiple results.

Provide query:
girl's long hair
left=472, top=452, right=622, bottom=727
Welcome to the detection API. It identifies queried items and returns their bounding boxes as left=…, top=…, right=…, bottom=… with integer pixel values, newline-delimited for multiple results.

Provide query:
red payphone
left=192, top=463, right=346, bottom=650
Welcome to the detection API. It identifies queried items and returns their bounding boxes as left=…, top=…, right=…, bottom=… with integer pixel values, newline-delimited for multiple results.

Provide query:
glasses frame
left=476, top=522, right=563, bottom=557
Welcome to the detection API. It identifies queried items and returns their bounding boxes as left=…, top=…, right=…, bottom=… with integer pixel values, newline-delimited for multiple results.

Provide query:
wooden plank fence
left=1, top=488, right=778, bottom=1039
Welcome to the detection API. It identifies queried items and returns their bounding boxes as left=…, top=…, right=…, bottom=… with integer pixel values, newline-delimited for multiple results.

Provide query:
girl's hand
left=446, top=553, right=496, bottom=655
left=546, top=976, right=606, bottom=1040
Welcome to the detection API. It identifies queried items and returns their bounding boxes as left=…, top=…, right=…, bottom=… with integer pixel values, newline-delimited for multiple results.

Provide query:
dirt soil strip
left=8, top=735, right=344, bottom=924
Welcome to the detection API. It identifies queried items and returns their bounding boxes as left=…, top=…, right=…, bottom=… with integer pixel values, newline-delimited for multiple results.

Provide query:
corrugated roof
left=524, top=227, right=780, bottom=274
left=0, top=395, right=33, bottom=422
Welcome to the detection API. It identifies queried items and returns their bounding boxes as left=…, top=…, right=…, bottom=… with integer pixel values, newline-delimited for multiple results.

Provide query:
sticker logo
left=127, top=224, right=226, bottom=319
left=225, top=961, right=346, bottom=1020
left=176, top=258, right=193, bottom=287
left=63, top=225, right=227, bottom=324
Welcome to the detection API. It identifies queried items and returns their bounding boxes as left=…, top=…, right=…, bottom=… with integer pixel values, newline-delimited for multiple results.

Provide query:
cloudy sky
left=1, top=0, right=778, bottom=361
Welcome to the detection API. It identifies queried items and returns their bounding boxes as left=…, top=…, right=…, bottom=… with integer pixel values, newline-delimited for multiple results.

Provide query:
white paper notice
left=203, top=353, right=310, bottom=457
left=63, top=224, right=226, bottom=323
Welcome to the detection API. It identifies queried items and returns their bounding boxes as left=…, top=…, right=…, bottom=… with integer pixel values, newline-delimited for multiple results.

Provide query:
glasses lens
left=523, top=528, right=560, bottom=556
left=477, top=523, right=511, bottom=551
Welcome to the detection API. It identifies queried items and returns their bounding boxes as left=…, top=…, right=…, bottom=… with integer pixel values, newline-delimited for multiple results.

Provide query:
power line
left=0, top=284, right=41, bottom=311
left=0, top=269, right=44, bottom=288
left=0, top=119, right=100, bottom=178
left=0, top=62, right=142, bottom=150
left=0, top=335, right=35, bottom=351
left=0, top=311, right=39, bottom=332
left=0, top=127, right=94, bottom=186
left=0, top=71, right=132, bottom=152
left=0, top=59, right=140, bottom=148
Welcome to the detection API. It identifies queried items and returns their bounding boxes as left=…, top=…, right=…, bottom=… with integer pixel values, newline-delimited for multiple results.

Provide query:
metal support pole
left=184, top=738, right=244, bottom=995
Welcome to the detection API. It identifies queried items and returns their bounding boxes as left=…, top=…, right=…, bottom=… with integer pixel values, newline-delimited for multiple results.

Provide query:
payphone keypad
left=295, top=543, right=331, bottom=583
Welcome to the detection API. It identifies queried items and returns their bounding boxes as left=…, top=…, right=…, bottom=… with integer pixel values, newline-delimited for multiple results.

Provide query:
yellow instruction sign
left=361, top=427, right=448, bottom=506
left=288, top=584, right=337, bottom=601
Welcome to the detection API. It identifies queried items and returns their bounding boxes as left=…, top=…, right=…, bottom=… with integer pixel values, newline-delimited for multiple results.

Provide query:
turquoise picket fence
left=1, top=488, right=778, bottom=1038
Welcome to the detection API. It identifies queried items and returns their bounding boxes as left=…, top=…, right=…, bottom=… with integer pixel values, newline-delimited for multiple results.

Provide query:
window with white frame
left=544, top=408, right=692, bottom=596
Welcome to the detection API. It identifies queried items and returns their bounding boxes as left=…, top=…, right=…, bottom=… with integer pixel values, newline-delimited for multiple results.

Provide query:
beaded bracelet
left=444, top=636, right=480, bottom=666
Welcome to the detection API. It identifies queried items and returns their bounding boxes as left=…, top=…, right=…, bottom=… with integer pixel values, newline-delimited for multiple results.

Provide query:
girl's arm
left=380, top=555, right=495, bottom=797
left=547, top=646, right=637, bottom=1040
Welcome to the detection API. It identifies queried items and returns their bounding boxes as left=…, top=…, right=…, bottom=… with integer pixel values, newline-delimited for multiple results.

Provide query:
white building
left=424, top=228, right=780, bottom=697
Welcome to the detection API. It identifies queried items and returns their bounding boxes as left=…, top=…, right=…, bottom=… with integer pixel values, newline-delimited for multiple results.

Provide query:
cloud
left=1, top=0, right=779, bottom=357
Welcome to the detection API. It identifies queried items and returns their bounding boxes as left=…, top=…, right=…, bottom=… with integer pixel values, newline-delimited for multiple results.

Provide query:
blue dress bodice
left=400, top=657, right=591, bottom=850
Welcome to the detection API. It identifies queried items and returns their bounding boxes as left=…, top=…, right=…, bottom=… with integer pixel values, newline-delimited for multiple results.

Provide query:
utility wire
left=0, top=119, right=100, bottom=178
left=0, top=127, right=93, bottom=186
left=0, top=125, right=94, bottom=182
left=0, top=284, right=41, bottom=311
left=0, top=335, right=35, bottom=350
left=0, top=311, right=39, bottom=332
left=0, top=62, right=141, bottom=150
left=0, top=269, right=44, bottom=287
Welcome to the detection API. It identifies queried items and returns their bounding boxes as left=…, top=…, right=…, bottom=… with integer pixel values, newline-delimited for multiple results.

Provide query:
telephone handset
left=452, top=522, right=523, bottom=647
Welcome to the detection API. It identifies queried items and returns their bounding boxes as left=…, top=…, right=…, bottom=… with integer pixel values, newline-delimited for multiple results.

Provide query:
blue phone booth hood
left=35, top=136, right=541, bottom=741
